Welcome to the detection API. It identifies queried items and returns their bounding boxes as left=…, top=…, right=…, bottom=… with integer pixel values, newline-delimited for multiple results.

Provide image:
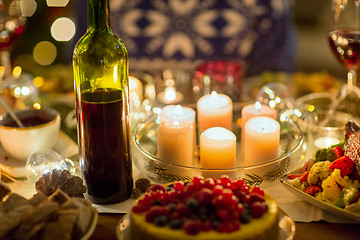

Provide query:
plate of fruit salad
left=281, top=121, right=360, bottom=222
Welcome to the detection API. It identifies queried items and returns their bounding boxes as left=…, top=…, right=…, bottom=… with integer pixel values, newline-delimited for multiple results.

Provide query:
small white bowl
left=0, top=108, right=61, bottom=161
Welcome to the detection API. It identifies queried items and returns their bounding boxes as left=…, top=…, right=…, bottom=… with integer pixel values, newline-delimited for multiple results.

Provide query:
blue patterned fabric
left=74, top=0, right=296, bottom=76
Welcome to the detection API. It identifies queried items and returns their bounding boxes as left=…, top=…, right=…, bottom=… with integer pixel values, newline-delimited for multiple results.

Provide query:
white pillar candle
left=197, top=91, right=233, bottom=135
left=241, top=102, right=277, bottom=147
left=161, top=105, right=196, bottom=150
left=158, top=120, right=193, bottom=166
left=244, top=116, right=280, bottom=165
left=241, top=102, right=277, bottom=132
left=200, top=127, right=236, bottom=178
left=160, top=105, right=195, bottom=124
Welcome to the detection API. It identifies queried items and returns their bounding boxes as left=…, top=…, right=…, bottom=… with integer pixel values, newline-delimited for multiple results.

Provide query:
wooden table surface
left=89, top=213, right=360, bottom=240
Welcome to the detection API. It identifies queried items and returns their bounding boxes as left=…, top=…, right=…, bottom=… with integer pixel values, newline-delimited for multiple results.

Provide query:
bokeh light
left=20, top=0, right=37, bottom=17
left=33, top=41, right=57, bottom=66
left=50, top=17, right=76, bottom=41
left=46, top=0, right=70, bottom=7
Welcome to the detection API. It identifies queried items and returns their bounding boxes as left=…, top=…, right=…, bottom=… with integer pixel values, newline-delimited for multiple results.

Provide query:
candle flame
left=174, top=120, right=180, bottom=127
left=165, top=87, right=176, bottom=102
left=211, top=91, right=218, bottom=98
left=173, top=105, right=184, bottom=117
left=255, top=101, right=262, bottom=110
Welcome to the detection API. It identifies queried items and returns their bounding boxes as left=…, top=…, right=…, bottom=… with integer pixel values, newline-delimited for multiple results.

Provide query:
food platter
left=281, top=169, right=360, bottom=222
left=115, top=209, right=296, bottom=240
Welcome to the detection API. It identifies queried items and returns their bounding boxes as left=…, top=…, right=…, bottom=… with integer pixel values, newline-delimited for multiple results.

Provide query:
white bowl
left=0, top=108, right=61, bottom=161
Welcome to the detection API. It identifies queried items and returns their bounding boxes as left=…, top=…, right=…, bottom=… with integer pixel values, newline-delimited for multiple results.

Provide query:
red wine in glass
left=0, top=17, right=25, bottom=50
left=328, top=29, right=360, bottom=71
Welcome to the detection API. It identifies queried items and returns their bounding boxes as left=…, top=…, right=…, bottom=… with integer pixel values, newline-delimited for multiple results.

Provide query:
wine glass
left=0, top=0, right=26, bottom=79
left=328, top=0, right=360, bottom=98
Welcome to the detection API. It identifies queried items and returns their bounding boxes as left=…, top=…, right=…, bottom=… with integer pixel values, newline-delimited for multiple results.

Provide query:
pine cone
left=135, top=178, right=151, bottom=193
left=35, top=170, right=87, bottom=198
left=131, top=188, right=142, bottom=199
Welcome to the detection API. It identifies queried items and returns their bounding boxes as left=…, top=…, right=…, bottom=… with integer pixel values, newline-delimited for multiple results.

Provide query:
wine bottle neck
left=88, top=0, right=110, bottom=31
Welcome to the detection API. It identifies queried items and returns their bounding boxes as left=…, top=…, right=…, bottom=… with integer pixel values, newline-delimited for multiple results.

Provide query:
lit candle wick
left=255, top=101, right=262, bottom=111
left=173, top=105, right=184, bottom=118
left=174, top=120, right=180, bottom=127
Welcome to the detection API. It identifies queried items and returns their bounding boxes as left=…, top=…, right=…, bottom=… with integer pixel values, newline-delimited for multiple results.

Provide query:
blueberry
left=152, top=199, right=162, bottom=206
left=166, top=184, right=174, bottom=191
left=241, top=210, right=251, bottom=223
left=167, top=203, right=177, bottom=212
left=241, top=203, right=251, bottom=223
left=186, top=198, right=198, bottom=210
left=211, top=220, right=220, bottom=229
left=197, top=206, right=209, bottom=216
left=154, top=216, right=168, bottom=227
left=169, top=219, right=183, bottom=229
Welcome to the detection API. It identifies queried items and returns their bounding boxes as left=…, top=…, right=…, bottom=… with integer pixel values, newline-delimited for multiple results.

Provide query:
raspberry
left=212, top=195, right=225, bottom=208
left=216, top=222, right=228, bottom=233
left=183, top=220, right=200, bottom=235
left=185, top=184, right=196, bottom=196
left=212, top=185, right=224, bottom=197
left=196, top=188, right=213, bottom=205
left=234, top=179, right=244, bottom=188
left=204, top=179, right=216, bottom=189
left=222, top=189, right=234, bottom=204
left=193, top=178, right=205, bottom=190
left=131, top=205, right=148, bottom=213
left=216, top=208, right=230, bottom=221
left=199, top=220, right=212, bottom=232
left=147, top=184, right=166, bottom=193
left=193, top=176, right=204, bottom=185
left=177, top=203, right=192, bottom=217
left=234, top=190, right=250, bottom=204
left=248, top=193, right=265, bottom=205
left=251, top=186, right=264, bottom=196
left=173, top=181, right=185, bottom=191
left=250, top=201, right=266, bottom=218
left=165, top=190, right=178, bottom=203
left=220, top=176, right=231, bottom=186
left=145, top=206, right=170, bottom=222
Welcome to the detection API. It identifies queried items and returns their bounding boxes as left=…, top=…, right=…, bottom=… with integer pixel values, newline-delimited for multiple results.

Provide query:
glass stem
left=347, top=70, right=357, bottom=94
left=0, top=51, right=11, bottom=81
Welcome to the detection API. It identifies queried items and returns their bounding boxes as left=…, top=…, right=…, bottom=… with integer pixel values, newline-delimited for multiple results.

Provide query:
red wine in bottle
left=73, top=0, right=133, bottom=204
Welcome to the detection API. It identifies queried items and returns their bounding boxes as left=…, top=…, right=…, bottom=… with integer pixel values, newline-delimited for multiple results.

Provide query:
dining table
left=43, top=78, right=360, bottom=240
left=91, top=213, right=360, bottom=240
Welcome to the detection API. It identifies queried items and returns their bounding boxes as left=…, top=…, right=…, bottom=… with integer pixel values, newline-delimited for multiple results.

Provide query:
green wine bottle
left=72, top=0, right=133, bottom=204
